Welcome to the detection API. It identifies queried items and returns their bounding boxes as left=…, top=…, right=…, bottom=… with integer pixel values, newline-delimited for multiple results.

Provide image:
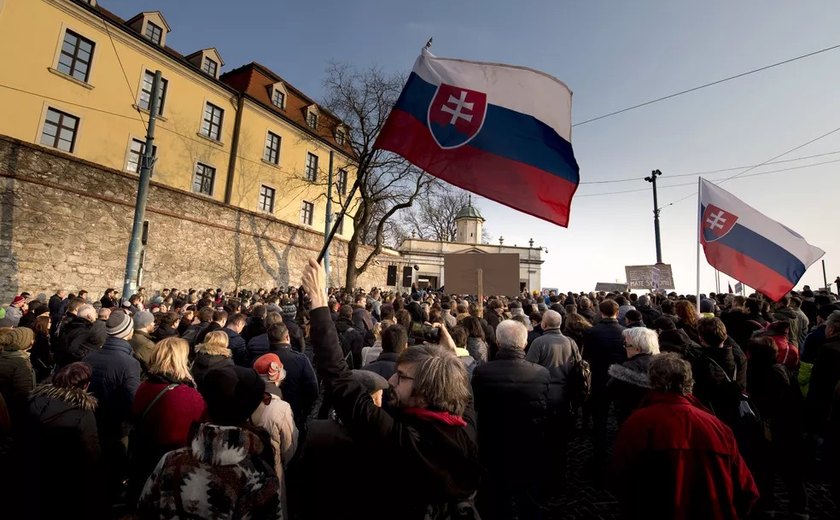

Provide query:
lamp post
left=644, top=169, right=663, bottom=263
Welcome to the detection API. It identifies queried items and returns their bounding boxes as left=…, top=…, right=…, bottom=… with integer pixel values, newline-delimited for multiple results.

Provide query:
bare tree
left=319, top=63, right=435, bottom=289
left=398, top=183, right=471, bottom=241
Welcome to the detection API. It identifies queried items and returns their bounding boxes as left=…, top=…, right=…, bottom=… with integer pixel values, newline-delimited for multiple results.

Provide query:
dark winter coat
left=194, top=321, right=223, bottom=348
left=223, top=327, right=249, bottom=367
left=720, top=308, right=763, bottom=355
left=246, top=333, right=271, bottom=366
left=637, top=305, right=662, bottom=328
left=25, top=385, right=107, bottom=519
left=54, top=316, right=106, bottom=368
left=84, top=336, right=141, bottom=434
left=807, top=336, right=840, bottom=431
left=361, top=351, right=398, bottom=380
left=152, top=324, right=178, bottom=342
left=583, top=318, right=627, bottom=393
left=607, top=353, right=653, bottom=424
left=242, top=315, right=265, bottom=343
left=181, top=320, right=210, bottom=348
left=309, top=306, right=481, bottom=519
left=658, top=328, right=701, bottom=355
left=335, top=317, right=364, bottom=369
left=284, top=317, right=307, bottom=353
left=30, top=332, right=54, bottom=383
left=0, top=350, right=34, bottom=432
left=690, top=344, right=748, bottom=427
left=192, top=348, right=235, bottom=389
left=268, top=342, right=318, bottom=431
left=129, top=329, right=157, bottom=372
left=613, top=392, right=759, bottom=519
left=472, top=346, right=553, bottom=485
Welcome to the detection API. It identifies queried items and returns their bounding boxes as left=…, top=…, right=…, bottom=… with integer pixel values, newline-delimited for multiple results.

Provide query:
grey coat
left=526, top=329, right=578, bottom=368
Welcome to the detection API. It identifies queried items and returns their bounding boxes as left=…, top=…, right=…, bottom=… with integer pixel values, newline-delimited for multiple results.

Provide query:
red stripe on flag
left=376, top=108, right=578, bottom=227
left=702, top=240, right=794, bottom=301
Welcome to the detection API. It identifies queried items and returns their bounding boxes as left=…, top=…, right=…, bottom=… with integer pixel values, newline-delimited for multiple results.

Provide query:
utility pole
left=324, top=150, right=334, bottom=285
left=122, top=70, right=161, bottom=299
left=644, top=169, right=663, bottom=263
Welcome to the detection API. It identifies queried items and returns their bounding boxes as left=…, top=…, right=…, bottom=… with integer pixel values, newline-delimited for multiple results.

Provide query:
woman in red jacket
left=127, top=337, right=207, bottom=507
left=613, top=353, right=759, bottom=519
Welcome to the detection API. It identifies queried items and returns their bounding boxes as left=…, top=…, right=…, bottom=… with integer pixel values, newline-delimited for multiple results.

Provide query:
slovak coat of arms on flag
left=701, top=204, right=738, bottom=242
left=427, top=84, right=487, bottom=149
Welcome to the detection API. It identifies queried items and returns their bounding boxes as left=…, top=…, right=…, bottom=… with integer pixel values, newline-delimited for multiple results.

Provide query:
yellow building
left=0, top=0, right=356, bottom=238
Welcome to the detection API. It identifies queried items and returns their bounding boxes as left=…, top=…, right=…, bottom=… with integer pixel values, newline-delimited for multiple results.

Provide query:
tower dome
left=455, top=196, right=484, bottom=244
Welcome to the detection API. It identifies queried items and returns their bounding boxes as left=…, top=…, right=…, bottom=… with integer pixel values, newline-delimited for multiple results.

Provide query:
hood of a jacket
left=31, top=384, right=97, bottom=413
left=190, top=423, right=264, bottom=466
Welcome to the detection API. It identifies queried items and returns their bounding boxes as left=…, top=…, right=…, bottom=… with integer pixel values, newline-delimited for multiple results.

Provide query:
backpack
left=565, top=342, right=592, bottom=409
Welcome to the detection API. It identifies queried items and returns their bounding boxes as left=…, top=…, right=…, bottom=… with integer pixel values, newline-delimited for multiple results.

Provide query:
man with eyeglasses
left=302, top=259, right=480, bottom=519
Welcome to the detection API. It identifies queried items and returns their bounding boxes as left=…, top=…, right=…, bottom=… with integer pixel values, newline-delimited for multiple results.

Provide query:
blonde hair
left=149, top=337, right=194, bottom=383
left=196, top=331, right=231, bottom=358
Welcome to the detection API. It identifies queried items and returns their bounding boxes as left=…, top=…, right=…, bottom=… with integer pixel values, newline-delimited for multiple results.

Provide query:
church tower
left=455, top=196, right=484, bottom=244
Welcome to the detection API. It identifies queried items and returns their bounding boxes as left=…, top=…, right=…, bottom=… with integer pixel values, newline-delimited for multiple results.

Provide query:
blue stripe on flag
left=394, top=72, right=579, bottom=185
left=702, top=205, right=807, bottom=283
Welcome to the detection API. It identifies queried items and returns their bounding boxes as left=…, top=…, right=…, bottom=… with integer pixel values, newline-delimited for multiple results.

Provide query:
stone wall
left=0, top=136, right=396, bottom=302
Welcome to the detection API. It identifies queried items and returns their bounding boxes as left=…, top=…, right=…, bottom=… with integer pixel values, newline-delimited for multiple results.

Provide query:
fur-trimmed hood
left=196, top=340, right=232, bottom=358
left=608, top=359, right=651, bottom=389
left=30, top=384, right=98, bottom=412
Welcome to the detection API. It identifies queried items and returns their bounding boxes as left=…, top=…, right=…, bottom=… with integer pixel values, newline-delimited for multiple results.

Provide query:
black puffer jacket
left=472, top=346, right=552, bottom=481
left=25, top=385, right=107, bottom=519
left=607, top=353, right=653, bottom=424
left=691, top=343, right=748, bottom=427
left=583, top=318, right=627, bottom=392
left=54, top=316, right=106, bottom=368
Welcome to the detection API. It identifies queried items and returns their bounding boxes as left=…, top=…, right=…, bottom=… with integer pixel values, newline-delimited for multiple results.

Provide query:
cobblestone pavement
left=542, top=419, right=837, bottom=520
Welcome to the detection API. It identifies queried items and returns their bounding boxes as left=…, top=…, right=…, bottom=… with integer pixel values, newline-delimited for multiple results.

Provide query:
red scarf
left=402, top=407, right=467, bottom=427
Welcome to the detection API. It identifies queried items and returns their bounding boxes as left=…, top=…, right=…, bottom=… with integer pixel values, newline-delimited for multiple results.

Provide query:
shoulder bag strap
left=140, top=383, right=178, bottom=422
left=706, top=357, right=733, bottom=383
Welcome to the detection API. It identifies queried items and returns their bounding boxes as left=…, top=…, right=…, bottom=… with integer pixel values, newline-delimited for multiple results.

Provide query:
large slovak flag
left=374, top=49, right=580, bottom=227
left=699, top=178, right=824, bottom=301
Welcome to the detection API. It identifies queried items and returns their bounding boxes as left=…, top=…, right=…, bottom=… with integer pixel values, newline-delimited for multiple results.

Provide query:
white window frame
left=336, top=168, right=348, bottom=195
left=200, top=101, right=224, bottom=141
left=53, top=27, right=97, bottom=84
left=202, top=56, right=218, bottom=77
left=137, top=69, right=168, bottom=116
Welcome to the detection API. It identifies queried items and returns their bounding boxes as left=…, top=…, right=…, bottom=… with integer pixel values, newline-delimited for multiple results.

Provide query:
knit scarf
left=402, top=407, right=467, bottom=427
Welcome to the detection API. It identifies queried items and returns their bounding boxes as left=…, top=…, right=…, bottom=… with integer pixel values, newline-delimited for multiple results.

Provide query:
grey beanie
left=106, top=310, right=133, bottom=339
left=133, top=310, right=155, bottom=330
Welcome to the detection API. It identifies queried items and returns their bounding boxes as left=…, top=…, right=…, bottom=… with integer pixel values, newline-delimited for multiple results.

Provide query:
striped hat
left=105, top=310, right=134, bottom=340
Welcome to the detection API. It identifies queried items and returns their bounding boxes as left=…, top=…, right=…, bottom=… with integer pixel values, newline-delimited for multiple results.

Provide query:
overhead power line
left=573, top=42, right=840, bottom=127
left=579, top=149, right=840, bottom=185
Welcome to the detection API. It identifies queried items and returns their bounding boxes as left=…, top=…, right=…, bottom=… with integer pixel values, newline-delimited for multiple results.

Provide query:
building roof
left=455, top=203, right=484, bottom=221
left=220, top=62, right=354, bottom=157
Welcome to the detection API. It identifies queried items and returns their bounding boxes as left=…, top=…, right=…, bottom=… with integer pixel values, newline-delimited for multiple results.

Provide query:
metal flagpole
left=324, top=151, right=334, bottom=284
left=696, top=177, right=702, bottom=314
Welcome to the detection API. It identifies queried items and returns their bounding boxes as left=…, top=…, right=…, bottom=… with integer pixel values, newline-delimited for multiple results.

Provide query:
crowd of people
left=0, top=269, right=838, bottom=519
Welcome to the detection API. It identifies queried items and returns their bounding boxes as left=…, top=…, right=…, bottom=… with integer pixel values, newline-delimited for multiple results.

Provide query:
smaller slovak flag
left=375, top=49, right=580, bottom=227
left=699, top=178, right=824, bottom=301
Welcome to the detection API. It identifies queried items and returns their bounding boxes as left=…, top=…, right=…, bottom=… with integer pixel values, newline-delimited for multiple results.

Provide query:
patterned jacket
left=137, top=422, right=283, bottom=519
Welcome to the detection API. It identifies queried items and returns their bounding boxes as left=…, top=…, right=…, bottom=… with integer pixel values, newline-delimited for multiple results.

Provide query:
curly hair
left=649, top=353, right=694, bottom=395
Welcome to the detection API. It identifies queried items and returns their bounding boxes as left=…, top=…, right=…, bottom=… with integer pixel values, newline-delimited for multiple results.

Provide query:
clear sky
left=107, top=0, right=840, bottom=294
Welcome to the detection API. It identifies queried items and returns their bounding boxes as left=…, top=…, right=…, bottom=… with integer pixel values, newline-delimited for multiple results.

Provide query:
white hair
left=637, top=295, right=650, bottom=307
left=496, top=319, right=528, bottom=349
left=541, top=309, right=563, bottom=329
left=622, top=327, right=660, bottom=355
left=77, top=304, right=97, bottom=323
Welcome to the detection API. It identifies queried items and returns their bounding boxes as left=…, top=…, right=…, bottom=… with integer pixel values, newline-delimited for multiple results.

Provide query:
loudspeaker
left=402, top=266, right=413, bottom=287
left=386, top=265, right=397, bottom=286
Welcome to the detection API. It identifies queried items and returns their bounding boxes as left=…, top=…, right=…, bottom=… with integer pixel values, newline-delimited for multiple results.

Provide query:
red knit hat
left=11, top=295, right=25, bottom=307
left=253, top=353, right=285, bottom=383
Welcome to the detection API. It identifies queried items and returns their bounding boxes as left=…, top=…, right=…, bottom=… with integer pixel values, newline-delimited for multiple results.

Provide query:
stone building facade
left=0, top=136, right=393, bottom=301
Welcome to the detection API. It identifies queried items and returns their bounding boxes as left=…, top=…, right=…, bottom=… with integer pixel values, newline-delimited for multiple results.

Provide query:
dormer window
left=307, top=111, right=318, bottom=129
left=335, top=129, right=346, bottom=146
left=202, top=57, right=218, bottom=77
left=144, top=21, right=163, bottom=45
left=186, top=48, right=224, bottom=80
left=126, top=12, right=170, bottom=48
left=271, top=89, right=285, bottom=109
